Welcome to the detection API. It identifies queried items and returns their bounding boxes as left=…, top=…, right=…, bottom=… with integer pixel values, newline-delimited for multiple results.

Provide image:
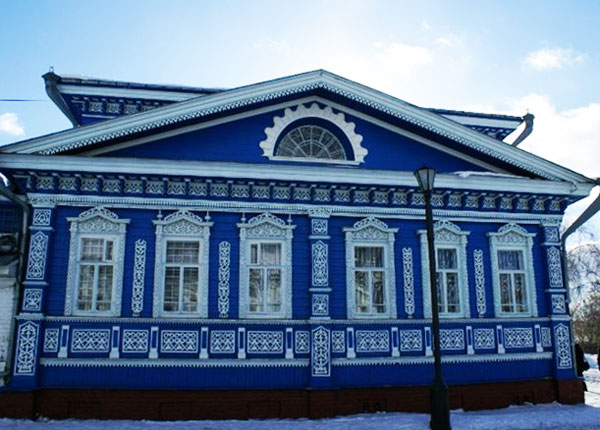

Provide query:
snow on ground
left=2, top=368, right=600, bottom=430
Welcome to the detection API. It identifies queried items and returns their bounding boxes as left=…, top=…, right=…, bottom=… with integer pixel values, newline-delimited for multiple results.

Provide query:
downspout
left=560, top=179, right=600, bottom=301
left=511, top=113, right=534, bottom=147
left=0, top=177, right=30, bottom=386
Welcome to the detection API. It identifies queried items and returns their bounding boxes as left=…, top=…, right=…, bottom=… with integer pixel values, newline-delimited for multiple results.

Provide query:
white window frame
left=488, top=223, right=537, bottom=317
left=238, top=213, right=294, bottom=319
left=65, top=207, right=129, bottom=317
left=344, top=217, right=397, bottom=319
left=420, top=220, right=470, bottom=319
left=153, top=210, right=212, bottom=318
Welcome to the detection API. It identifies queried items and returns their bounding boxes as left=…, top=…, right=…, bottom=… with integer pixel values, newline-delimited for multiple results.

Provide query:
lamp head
left=414, top=167, right=437, bottom=192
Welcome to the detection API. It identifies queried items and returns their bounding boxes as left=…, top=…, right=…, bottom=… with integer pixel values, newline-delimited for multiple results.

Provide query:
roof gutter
left=511, top=113, right=534, bottom=147
left=0, top=176, right=30, bottom=387
left=43, top=71, right=80, bottom=127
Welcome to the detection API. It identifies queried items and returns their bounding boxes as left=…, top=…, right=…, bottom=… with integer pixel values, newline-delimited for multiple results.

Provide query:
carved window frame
left=238, top=213, right=295, bottom=319
left=65, top=207, right=129, bottom=317
left=420, top=220, right=470, bottom=319
left=153, top=210, right=212, bottom=318
left=488, top=223, right=538, bottom=317
left=344, top=217, right=397, bottom=319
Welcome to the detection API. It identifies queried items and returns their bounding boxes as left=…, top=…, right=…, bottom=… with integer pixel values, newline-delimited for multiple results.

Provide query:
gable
left=2, top=70, right=591, bottom=184
left=92, top=99, right=490, bottom=174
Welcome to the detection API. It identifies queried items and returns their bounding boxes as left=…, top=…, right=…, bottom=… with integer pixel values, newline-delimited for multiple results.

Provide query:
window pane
left=372, top=271, right=385, bottom=313
left=96, top=266, right=113, bottom=311
left=437, top=248, right=457, bottom=269
left=166, top=241, right=200, bottom=264
left=104, top=240, right=114, bottom=261
left=355, top=271, right=369, bottom=312
left=81, top=238, right=104, bottom=261
left=77, top=265, right=95, bottom=310
left=446, top=273, right=459, bottom=313
left=514, top=274, right=528, bottom=312
left=261, top=243, right=281, bottom=265
left=163, top=267, right=180, bottom=311
left=355, top=247, right=383, bottom=268
left=499, top=273, right=513, bottom=312
left=267, top=269, right=281, bottom=312
left=249, top=268, right=263, bottom=312
left=182, top=267, right=199, bottom=312
left=498, top=250, right=523, bottom=270
left=250, top=244, right=258, bottom=265
left=436, top=272, right=445, bottom=312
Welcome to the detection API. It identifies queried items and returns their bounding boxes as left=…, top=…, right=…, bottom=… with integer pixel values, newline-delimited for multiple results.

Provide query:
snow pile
left=586, top=353, right=598, bottom=370
left=452, top=171, right=522, bottom=179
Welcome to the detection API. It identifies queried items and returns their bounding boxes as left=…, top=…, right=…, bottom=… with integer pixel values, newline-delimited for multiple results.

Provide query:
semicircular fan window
left=275, top=125, right=347, bottom=161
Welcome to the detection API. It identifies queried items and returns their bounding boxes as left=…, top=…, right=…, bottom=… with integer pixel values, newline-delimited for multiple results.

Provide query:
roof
left=1, top=69, right=593, bottom=185
left=43, top=71, right=523, bottom=140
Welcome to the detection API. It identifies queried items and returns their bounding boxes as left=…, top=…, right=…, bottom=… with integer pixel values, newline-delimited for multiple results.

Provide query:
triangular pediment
left=0, top=70, right=591, bottom=183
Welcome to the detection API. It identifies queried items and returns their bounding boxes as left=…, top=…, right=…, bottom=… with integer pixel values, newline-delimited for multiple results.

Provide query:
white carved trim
left=259, top=103, right=366, bottom=164
left=131, top=239, right=147, bottom=315
left=488, top=223, right=538, bottom=317
left=474, top=249, right=486, bottom=317
left=64, top=207, right=129, bottom=317
left=218, top=241, right=231, bottom=318
left=344, top=217, right=397, bottom=319
left=402, top=247, right=415, bottom=317
left=238, top=213, right=295, bottom=319
left=420, top=220, right=470, bottom=318
left=152, top=210, right=212, bottom=318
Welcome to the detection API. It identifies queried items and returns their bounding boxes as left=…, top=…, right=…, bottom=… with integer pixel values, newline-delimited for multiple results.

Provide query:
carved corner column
left=13, top=204, right=55, bottom=388
left=308, top=208, right=333, bottom=388
left=541, top=219, right=574, bottom=379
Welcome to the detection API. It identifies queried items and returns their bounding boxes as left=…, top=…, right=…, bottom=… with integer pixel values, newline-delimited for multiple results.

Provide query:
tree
left=568, top=243, right=600, bottom=351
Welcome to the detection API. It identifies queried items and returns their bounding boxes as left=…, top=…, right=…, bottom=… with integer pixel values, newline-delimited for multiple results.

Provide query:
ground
left=1, top=356, right=599, bottom=430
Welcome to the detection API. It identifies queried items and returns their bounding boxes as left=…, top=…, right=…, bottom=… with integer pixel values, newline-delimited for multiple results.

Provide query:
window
left=420, top=221, right=470, bottom=318
left=353, top=246, right=386, bottom=314
left=77, top=237, right=115, bottom=312
left=238, top=213, right=294, bottom=318
left=248, top=242, right=282, bottom=313
left=258, top=103, right=368, bottom=165
left=436, top=248, right=460, bottom=314
left=276, top=125, right=347, bottom=161
left=153, top=210, right=212, bottom=318
left=65, top=207, right=129, bottom=316
left=344, top=217, right=397, bottom=319
left=497, top=250, right=528, bottom=313
left=163, top=241, right=202, bottom=313
left=488, top=223, right=537, bottom=316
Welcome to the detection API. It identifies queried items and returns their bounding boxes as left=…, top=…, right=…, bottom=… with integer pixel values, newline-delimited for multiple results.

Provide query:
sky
left=1, top=0, right=599, bottom=240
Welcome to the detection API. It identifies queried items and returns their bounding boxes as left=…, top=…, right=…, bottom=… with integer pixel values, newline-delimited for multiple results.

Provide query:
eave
left=0, top=153, right=592, bottom=197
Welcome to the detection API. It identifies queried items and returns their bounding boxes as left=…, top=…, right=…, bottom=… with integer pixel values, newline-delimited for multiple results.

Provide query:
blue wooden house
left=0, top=70, right=593, bottom=419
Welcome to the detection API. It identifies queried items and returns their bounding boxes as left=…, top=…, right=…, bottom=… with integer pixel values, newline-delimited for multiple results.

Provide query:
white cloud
left=374, top=42, right=433, bottom=77
left=0, top=113, right=25, bottom=137
left=523, top=47, right=585, bottom=71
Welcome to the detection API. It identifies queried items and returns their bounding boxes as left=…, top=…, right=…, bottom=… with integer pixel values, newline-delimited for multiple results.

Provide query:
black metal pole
left=424, top=189, right=451, bottom=430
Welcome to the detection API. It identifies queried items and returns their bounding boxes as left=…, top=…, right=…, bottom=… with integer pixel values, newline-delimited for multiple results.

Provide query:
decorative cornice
left=332, top=352, right=552, bottom=367
left=1, top=154, right=592, bottom=197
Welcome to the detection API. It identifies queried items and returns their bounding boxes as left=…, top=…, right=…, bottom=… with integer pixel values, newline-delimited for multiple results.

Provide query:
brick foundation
left=0, top=379, right=583, bottom=420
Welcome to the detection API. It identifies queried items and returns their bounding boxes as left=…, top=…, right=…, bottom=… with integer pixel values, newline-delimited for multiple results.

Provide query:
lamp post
left=414, top=167, right=451, bottom=430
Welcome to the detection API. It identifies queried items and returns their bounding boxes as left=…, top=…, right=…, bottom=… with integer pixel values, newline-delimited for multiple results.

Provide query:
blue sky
left=1, top=1, right=599, bottom=235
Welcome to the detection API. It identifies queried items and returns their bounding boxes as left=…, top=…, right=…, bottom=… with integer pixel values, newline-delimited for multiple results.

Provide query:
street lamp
left=414, top=167, right=451, bottom=430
